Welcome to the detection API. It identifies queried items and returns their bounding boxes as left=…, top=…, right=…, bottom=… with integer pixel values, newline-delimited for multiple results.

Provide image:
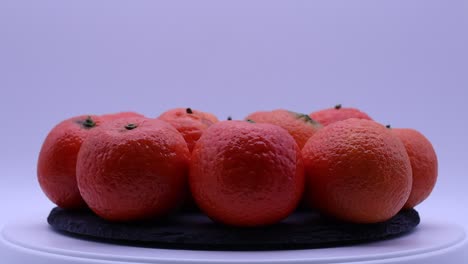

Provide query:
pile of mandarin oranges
left=37, top=105, right=437, bottom=227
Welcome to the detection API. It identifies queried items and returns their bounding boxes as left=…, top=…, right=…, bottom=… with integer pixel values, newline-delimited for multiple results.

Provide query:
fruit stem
left=82, top=116, right=96, bottom=128
left=125, top=123, right=138, bottom=130
left=186, top=108, right=193, bottom=114
left=335, top=104, right=342, bottom=110
left=297, top=113, right=312, bottom=122
left=246, top=119, right=255, bottom=123
left=293, top=112, right=320, bottom=125
left=386, top=124, right=391, bottom=129
left=227, top=116, right=232, bottom=121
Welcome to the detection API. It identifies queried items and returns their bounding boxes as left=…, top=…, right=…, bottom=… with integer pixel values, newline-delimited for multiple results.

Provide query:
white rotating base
left=0, top=215, right=467, bottom=264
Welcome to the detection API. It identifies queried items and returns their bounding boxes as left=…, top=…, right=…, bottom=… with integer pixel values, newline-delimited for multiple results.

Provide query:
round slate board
left=48, top=207, right=420, bottom=251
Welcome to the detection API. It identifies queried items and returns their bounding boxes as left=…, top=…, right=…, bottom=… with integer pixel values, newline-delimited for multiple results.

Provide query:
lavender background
left=0, top=1, right=467, bottom=227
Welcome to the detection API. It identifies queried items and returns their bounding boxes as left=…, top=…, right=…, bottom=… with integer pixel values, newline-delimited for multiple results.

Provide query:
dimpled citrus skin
left=245, top=109, right=322, bottom=149
left=310, top=106, right=372, bottom=126
left=77, top=117, right=190, bottom=222
left=37, top=115, right=102, bottom=209
left=198, top=111, right=219, bottom=124
left=393, top=128, right=438, bottom=209
left=158, top=108, right=219, bottom=152
left=302, top=118, right=412, bottom=224
left=190, top=121, right=305, bottom=227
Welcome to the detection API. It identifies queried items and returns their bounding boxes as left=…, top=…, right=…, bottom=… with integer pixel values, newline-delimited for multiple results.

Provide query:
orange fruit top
left=245, top=109, right=322, bottom=149
left=190, top=120, right=305, bottom=227
left=302, top=118, right=412, bottom=224
left=392, top=128, right=438, bottom=209
left=310, top=104, right=372, bottom=126
left=158, top=107, right=219, bottom=152
left=37, top=115, right=102, bottom=209
left=76, top=117, right=190, bottom=222
left=100, top=111, right=145, bottom=121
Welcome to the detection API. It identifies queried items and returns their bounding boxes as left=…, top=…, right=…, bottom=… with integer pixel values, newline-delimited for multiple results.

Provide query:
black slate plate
left=48, top=207, right=419, bottom=251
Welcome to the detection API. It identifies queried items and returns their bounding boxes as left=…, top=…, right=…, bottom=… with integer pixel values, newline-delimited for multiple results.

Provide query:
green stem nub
left=82, top=116, right=96, bottom=128
left=125, top=123, right=138, bottom=130
left=297, top=113, right=312, bottom=122
left=246, top=119, right=255, bottom=123
left=227, top=116, right=232, bottom=121
left=335, top=104, right=342, bottom=109
left=386, top=124, right=391, bottom=129
left=186, top=108, right=193, bottom=114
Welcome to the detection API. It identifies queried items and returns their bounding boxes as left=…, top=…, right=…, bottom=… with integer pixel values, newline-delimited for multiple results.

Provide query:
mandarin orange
left=310, top=104, right=372, bottom=126
left=302, top=118, right=412, bottom=223
left=392, top=128, right=438, bottom=209
left=76, top=117, right=190, bottom=221
left=37, top=115, right=102, bottom=209
left=100, top=111, right=145, bottom=121
left=245, top=109, right=322, bottom=149
left=158, top=108, right=218, bottom=152
left=190, top=120, right=305, bottom=227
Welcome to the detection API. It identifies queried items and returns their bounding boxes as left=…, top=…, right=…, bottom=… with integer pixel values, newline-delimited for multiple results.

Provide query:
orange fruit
left=37, top=115, right=102, bottom=209
left=302, top=118, right=412, bottom=223
left=76, top=117, right=190, bottom=221
left=310, top=104, right=372, bottom=126
left=101, top=111, right=145, bottom=121
left=190, top=120, right=305, bottom=227
left=392, top=128, right=438, bottom=209
left=194, top=109, right=219, bottom=124
left=158, top=107, right=219, bottom=152
left=245, top=109, right=322, bottom=149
